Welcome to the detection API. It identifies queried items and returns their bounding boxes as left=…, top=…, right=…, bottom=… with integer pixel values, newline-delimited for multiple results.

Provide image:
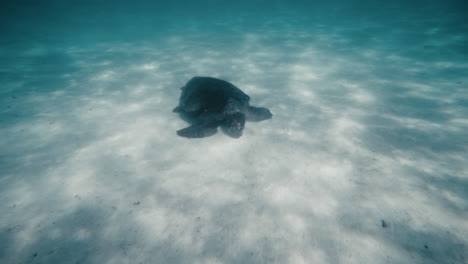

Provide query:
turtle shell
left=176, top=77, right=250, bottom=114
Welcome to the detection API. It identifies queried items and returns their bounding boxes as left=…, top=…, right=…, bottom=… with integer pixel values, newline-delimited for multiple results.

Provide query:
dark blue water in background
left=2, top=1, right=467, bottom=51
left=1, top=1, right=467, bottom=263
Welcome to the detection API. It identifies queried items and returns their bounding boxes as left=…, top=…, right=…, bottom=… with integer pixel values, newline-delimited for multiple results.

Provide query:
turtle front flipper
left=176, top=122, right=218, bottom=138
left=173, top=106, right=183, bottom=113
left=245, top=106, right=272, bottom=121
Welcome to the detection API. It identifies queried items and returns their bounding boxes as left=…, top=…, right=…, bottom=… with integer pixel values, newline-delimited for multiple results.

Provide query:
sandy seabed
left=1, top=1, right=467, bottom=263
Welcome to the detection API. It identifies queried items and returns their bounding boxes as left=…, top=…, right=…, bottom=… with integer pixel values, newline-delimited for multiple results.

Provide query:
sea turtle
left=173, top=76, right=272, bottom=138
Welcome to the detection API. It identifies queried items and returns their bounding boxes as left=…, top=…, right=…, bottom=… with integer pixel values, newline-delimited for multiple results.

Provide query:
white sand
left=1, top=2, right=467, bottom=263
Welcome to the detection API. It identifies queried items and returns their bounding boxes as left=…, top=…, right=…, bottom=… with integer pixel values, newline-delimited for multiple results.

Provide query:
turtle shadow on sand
left=173, top=76, right=273, bottom=138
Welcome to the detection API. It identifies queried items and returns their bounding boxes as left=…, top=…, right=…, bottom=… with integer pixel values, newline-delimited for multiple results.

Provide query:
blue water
left=1, top=1, right=467, bottom=263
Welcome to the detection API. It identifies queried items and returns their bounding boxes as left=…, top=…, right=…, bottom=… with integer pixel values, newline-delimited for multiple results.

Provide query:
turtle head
left=221, top=112, right=246, bottom=138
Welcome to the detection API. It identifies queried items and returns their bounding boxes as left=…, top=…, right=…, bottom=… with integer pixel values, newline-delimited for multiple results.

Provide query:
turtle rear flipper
left=246, top=106, right=272, bottom=121
left=177, top=122, right=218, bottom=138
